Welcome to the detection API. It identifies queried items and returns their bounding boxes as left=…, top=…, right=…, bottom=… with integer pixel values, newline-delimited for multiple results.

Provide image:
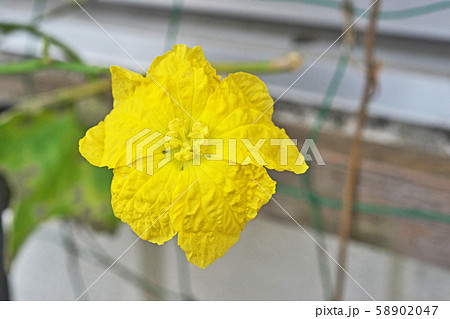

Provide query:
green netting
left=0, top=1, right=448, bottom=224
left=0, top=0, right=448, bottom=301
left=275, top=0, right=450, bottom=20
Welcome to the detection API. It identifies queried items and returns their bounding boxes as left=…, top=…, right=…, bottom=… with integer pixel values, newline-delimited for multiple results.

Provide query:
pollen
left=165, top=118, right=209, bottom=162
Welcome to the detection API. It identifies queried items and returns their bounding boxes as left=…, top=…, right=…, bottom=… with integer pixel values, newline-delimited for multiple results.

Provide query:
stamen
left=165, top=119, right=209, bottom=162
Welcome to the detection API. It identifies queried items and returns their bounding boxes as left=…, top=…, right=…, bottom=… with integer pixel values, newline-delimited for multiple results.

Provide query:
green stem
left=307, top=49, right=350, bottom=141
left=42, top=36, right=50, bottom=65
left=301, top=175, right=332, bottom=299
left=214, top=61, right=273, bottom=74
left=0, top=22, right=81, bottom=62
left=0, top=56, right=303, bottom=76
left=214, top=52, right=303, bottom=74
left=164, top=0, right=184, bottom=52
left=300, top=27, right=352, bottom=301
left=0, top=59, right=107, bottom=76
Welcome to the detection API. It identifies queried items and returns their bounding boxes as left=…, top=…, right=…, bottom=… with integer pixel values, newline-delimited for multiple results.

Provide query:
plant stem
left=17, top=78, right=110, bottom=111
left=0, top=55, right=303, bottom=76
left=61, top=222, right=89, bottom=300
left=0, top=22, right=81, bottom=62
left=0, top=59, right=108, bottom=76
left=214, top=52, right=303, bottom=74
left=333, top=0, right=382, bottom=301
left=164, top=0, right=184, bottom=52
left=302, top=0, right=354, bottom=300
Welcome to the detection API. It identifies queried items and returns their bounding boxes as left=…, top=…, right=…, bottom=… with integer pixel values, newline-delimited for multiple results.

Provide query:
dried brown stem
left=333, top=0, right=382, bottom=301
left=342, top=0, right=356, bottom=47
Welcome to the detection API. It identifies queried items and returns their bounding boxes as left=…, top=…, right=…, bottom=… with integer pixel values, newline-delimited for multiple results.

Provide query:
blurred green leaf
left=0, top=110, right=118, bottom=262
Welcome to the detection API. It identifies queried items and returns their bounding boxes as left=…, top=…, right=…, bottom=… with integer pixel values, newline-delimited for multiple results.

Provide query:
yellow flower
left=79, top=44, right=308, bottom=268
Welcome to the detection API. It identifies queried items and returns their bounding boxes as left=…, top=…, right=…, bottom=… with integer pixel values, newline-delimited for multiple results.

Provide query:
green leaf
left=0, top=110, right=119, bottom=262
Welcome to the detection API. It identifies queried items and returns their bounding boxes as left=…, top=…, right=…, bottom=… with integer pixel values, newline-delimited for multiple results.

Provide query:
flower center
left=165, top=118, right=209, bottom=162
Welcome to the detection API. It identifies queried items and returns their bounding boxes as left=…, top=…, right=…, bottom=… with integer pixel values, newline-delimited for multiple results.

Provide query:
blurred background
left=0, top=0, right=449, bottom=300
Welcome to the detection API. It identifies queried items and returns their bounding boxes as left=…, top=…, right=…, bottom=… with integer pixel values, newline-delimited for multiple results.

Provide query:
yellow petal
left=79, top=120, right=106, bottom=167
left=200, top=72, right=308, bottom=174
left=149, top=44, right=221, bottom=126
left=80, top=46, right=221, bottom=169
left=111, top=160, right=178, bottom=245
left=80, top=76, right=181, bottom=168
left=169, top=161, right=276, bottom=268
left=222, top=123, right=308, bottom=174
left=199, top=72, right=272, bottom=131
left=110, top=66, right=145, bottom=108
left=149, top=44, right=220, bottom=86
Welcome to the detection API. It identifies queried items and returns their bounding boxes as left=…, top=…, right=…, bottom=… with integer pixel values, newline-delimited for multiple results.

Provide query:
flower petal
left=79, top=120, right=106, bottom=167
left=199, top=72, right=272, bottom=131
left=81, top=46, right=222, bottom=169
left=149, top=44, right=221, bottom=125
left=200, top=72, right=308, bottom=174
left=111, top=160, right=178, bottom=245
left=169, top=161, right=276, bottom=268
left=80, top=75, right=181, bottom=168
left=110, top=66, right=145, bottom=108
left=149, top=44, right=220, bottom=86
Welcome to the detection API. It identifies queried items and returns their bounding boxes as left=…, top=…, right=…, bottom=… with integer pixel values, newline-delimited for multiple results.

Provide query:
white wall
left=9, top=211, right=450, bottom=300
